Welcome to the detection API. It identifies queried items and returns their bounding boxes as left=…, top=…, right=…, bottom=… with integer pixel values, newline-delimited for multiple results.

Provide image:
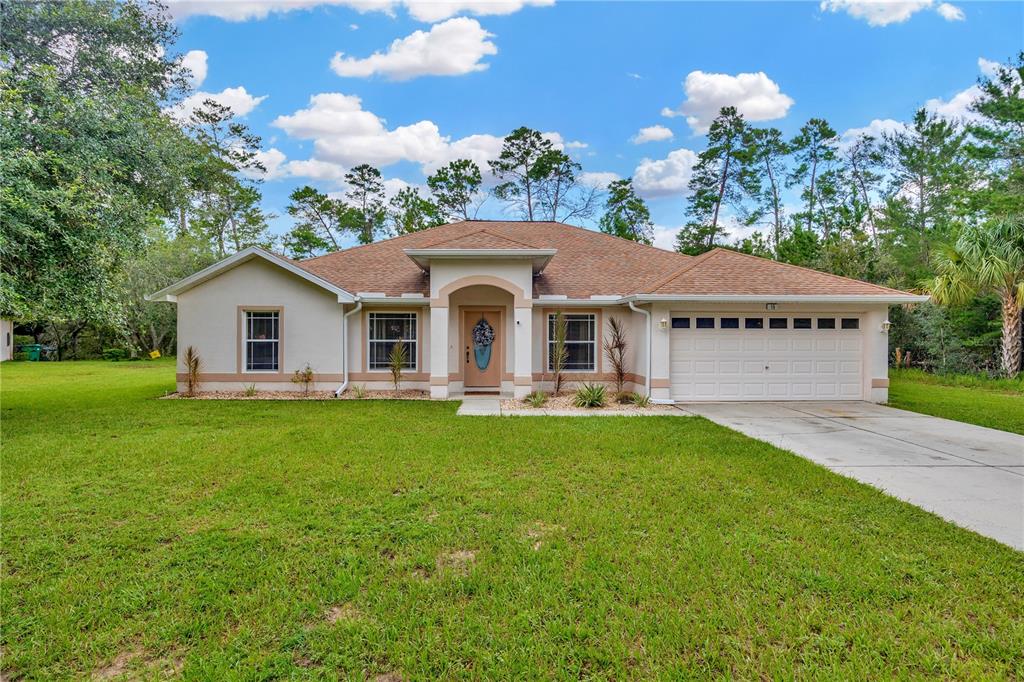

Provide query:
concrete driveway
left=675, top=401, right=1024, bottom=551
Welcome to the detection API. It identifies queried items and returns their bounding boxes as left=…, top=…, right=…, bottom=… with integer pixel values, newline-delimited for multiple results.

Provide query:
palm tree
left=928, top=217, right=1024, bottom=376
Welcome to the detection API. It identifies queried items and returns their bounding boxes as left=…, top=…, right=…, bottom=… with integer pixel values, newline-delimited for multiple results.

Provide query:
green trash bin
left=22, top=344, right=42, bottom=361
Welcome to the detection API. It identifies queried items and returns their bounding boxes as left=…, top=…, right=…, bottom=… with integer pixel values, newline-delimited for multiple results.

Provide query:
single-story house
left=148, top=220, right=928, bottom=402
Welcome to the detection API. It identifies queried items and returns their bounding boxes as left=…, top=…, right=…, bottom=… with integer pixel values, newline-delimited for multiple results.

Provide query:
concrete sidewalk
left=676, top=401, right=1024, bottom=551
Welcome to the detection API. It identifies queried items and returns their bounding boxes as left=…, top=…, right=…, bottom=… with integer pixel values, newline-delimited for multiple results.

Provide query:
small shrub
left=525, top=390, right=548, bottom=408
left=573, top=383, right=606, bottom=408
left=388, top=342, right=407, bottom=390
left=243, top=383, right=258, bottom=397
left=550, top=311, right=568, bottom=395
left=291, top=363, right=315, bottom=396
left=102, top=348, right=127, bottom=362
left=629, top=392, right=651, bottom=408
left=351, top=384, right=367, bottom=399
left=604, top=316, right=628, bottom=394
left=183, top=346, right=202, bottom=396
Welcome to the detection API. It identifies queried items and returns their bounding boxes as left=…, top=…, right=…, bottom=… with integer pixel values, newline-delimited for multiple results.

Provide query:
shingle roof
left=643, top=248, right=917, bottom=297
left=295, top=221, right=919, bottom=299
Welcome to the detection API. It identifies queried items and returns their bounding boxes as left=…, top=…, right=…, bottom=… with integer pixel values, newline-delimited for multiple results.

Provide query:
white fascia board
left=146, top=247, right=356, bottom=303
left=624, top=294, right=930, bottom=304
left=533, top=298, right=626, bottom=307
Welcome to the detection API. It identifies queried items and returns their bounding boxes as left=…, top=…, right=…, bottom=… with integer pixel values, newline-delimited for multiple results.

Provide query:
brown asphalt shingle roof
left=295, top=221, right=918, bottom=299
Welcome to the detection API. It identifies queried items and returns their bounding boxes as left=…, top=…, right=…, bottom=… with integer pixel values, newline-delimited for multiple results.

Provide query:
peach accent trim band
left=432, top=275, right=529, bottom=308
left=514, top=375, right=533, bottom=386
left=531, top=372, right=645, bottom=384
left=349, top=371, right=429, bottom=382
left=430, top=376, right=449, bottom=386
left=871, top=378, right=890, bottom=388
left=179, top=372, right=342, bottom=383
left=650, top=378, right=671, bottom=389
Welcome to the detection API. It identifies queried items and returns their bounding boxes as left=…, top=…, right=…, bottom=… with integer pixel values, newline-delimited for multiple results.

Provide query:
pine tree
left=598, top=179, right=653, bottom=244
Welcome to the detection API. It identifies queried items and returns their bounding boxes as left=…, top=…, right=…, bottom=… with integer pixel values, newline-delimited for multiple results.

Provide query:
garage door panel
left=670, top=314, right=863, bottom=401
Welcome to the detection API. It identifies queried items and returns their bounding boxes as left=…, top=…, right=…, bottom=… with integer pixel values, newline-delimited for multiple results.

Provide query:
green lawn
left=888, top=368, right=1024, bottom=435
left=2, top=361, right=1022, bottom=680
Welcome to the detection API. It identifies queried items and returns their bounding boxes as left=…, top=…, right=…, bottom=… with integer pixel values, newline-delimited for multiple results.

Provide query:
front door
left=464, top=309, right=501, bottom=388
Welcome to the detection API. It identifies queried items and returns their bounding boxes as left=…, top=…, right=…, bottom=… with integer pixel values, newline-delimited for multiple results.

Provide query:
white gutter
left=623, top=294, right=930, bottom=304
left=628, top=300, right=652, bottom=399
left=334, top=301, right=363, bottom=397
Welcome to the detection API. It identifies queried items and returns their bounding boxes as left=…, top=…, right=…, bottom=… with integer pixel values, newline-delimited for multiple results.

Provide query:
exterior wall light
left=881, top=320, right=892, bottom=333
left=659, top=318, right=669, bottom=330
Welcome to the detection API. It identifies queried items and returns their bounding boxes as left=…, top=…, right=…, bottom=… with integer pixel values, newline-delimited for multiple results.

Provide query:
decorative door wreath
left=472, top=318, right=495, bottom=370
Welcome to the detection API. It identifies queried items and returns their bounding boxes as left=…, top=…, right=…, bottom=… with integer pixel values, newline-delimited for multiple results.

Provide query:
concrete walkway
left=676, top=401, right=1024, bottom=551
left=456, top=397, right=502, bottom=416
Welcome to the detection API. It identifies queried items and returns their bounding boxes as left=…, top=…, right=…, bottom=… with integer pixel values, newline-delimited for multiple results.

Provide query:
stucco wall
left=176, top=258, right=344, bottom=391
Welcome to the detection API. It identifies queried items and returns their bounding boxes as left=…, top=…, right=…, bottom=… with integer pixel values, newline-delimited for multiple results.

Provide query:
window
left=696, top=317, right=715, bottom=329
left=817, top=318, right=836, bottom=329
left=671, top=317, right=690, bottom=329
left=841, top=318, right=860, bottom=330
left=769, top=317, right=788, bottom=329
left=794, top=318, right=812, bottom=329
left=720, top=317, right=739, bottom=329
left=745, top=318, right=764, bottom=329
left=245, top=311, right=279, bottom=371
left=368, top=312, right=417, bottom=370
left=548, top=313, right=596, bottom=371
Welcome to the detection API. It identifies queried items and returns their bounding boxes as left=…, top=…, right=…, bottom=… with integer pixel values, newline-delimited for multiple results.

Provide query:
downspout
left=334, top=300, right=363, bottom=397
left=628, top=300, right=652, bottom=399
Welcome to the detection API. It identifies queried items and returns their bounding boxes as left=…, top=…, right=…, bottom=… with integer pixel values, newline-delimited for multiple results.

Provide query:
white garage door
left=670, top=314, right=863, bottom=401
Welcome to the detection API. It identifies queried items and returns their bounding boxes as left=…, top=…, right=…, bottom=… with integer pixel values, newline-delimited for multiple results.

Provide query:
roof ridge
left=421, top=226, right=539, bottom=249
left=705, top=247, right=916, bottom=296
left=299, top=221, right=474, bottom=264
left=633, top=248, right=719, bottom=294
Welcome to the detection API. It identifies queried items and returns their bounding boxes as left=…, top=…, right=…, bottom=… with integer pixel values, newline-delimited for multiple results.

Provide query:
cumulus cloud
left=632, top=148, right=699, bottom=198
left=631, top=125, right=673, bottom=144
left=330, top=17, right=496, bottom=80
left=168, top=85, right=267, bottom=120
left=180, top=49, right=207, bottom=87
left=166, top=0, right=551, bottom=23
left=651, top=224, right=679, bottom=251
left=662, top=70, right=794, bottom=134
left=819, top=0, right=965, bottom=26
left=271, top=91, right=580, bottom=184
left=838, top=118, right=909, bottom=150
left=579, top=171, right=620, bottom=189
left=923, top=57, right=1016, bottom=123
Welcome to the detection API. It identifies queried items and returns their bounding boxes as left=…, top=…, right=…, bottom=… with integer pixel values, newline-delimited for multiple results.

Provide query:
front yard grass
left=2, top=360, right=1022, bottom=679
left=888, top=368, right=1024, bottom=435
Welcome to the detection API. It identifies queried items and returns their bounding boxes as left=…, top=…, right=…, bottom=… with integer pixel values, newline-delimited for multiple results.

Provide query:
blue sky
left=168, top=0, right=1023, bottom=249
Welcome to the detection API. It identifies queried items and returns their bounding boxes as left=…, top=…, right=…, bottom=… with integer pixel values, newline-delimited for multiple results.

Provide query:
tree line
left=1, top=1, right=1020, bottom=376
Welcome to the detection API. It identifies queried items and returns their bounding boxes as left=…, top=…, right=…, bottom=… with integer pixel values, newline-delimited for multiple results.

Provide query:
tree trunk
left=1000, top=293, right=1022, bottom=377
left=808, top=156, right=817, bottom=234
left=710, top=153, right=731, bottom=247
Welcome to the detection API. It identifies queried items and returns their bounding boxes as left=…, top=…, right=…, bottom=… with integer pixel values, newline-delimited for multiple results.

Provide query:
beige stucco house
left=149, top=220, right=927, bottom=402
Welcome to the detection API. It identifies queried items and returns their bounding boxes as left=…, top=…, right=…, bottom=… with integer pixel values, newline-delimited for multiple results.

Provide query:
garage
left=669, top=313, right=864, bottom=401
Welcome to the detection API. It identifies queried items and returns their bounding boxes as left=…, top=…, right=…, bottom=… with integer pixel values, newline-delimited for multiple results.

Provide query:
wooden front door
left=463, top=309, right=501, bottom=388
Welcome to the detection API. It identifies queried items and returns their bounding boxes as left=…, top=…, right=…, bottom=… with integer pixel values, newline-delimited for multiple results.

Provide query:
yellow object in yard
left=149, top=350, right=161, bottom=359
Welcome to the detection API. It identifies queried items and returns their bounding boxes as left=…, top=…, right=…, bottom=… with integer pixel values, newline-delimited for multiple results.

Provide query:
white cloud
left=663, top=70, right=794, bottom=134
left=631, top=125, right=673, bottom=144
left=978, top=57, right=1001, bottom=78
left=651, top=224, right=679, bottom=251
left=272, top=91, right=577, bottom=183
left=166, top=0, right=552, bottom=23
left=350, top=23, right=360, bottom=30
left=180, top=49, right=207, bottom=87
left=819, top=0, right=965, bottom=26
left=246, top=148, right=288, bottom=180
left=403, top=0, right=554, bottom=23
left=632, top=148, right=699, bottom=198
left=579, top=171, right=620, bottom=189
left=330, top=17, right=496, bottom=80
left=168, top=85, right=267, bottom=120
left=925, top=85, right=982, bottom=121
left=936, top=2, right=964, bottom=21
left=839, top=118, right=909, bottom=150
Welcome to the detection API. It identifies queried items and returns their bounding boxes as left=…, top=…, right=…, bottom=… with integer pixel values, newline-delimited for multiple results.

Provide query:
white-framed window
left=548, top=313, right=596, bottom=372
left=368, top=312, right=417, bottom=370
left=245, top=310, right=279, bottom=371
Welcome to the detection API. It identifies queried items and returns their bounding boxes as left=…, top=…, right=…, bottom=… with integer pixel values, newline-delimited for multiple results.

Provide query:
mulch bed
left=161, top=389, right=431, bottom=401
left=501, top=394, right=674, bottom=415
